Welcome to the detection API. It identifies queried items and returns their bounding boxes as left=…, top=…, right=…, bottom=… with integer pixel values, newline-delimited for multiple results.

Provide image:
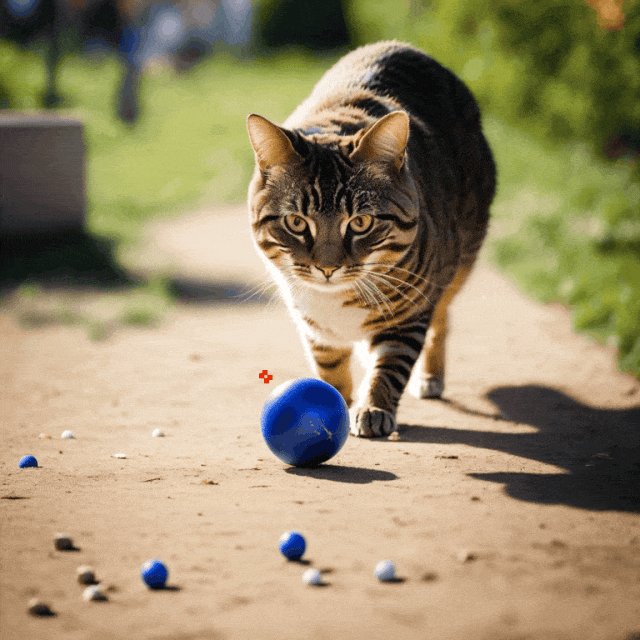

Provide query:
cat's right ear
left=247, top=114, right=298, bottom=172
left=349, top=111, right=410, bottom=172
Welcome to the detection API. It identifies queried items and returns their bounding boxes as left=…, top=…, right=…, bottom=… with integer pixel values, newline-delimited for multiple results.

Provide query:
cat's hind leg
left=305, top=339, right=354, bottom=407
left=410, top=263, right=472, bottom=399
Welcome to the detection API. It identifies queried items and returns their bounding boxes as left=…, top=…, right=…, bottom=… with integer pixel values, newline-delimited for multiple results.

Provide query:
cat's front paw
left=409, top=375, right=444, bottom=399
left=350, top=407, right=397, bottom=438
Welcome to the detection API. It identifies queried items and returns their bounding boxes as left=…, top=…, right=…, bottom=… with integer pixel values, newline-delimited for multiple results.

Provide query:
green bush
left=256, top=0, right=353, bottom=51
left=493, top=0, right=640, bottom=157
left=349, top=0, right=640, bottom=164
left=486, top=118, right=640, bottom=378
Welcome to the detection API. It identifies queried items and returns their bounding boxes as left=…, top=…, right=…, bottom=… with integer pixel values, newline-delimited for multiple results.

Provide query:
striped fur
left=247, top=41, right=496, bottom=437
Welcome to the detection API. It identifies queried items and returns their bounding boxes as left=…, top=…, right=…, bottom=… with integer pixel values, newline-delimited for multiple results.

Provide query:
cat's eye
left=349, top=215, right=373, bottom=234
left=284, top=214, right=308, bottom=234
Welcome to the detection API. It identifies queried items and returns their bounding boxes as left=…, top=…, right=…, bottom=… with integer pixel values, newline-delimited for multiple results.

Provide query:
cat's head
left=246, top=111, right=420, bottom=293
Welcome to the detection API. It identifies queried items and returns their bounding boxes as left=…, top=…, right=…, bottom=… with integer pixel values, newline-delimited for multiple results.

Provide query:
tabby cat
left=247, top=41, right=496, bottom=438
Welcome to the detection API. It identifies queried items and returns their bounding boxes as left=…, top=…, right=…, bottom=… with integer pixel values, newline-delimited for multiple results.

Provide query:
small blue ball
left=19, top=455, right=38, bottom=468
left=279, top=531, right=306, bottom=560
left=141, top=559, right=168, bottom=589
left=261, top=378, right=349, bottom=467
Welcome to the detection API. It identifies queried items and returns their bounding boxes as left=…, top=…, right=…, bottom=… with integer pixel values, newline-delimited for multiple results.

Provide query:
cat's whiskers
left=263, top=263, right=311, bottom=306
left=362, top=261, right=447, bottom=306
left=363, top=272, right=423, bottom=315
left=359, top=262, right=448, bottom=291
left=352, top=276, right=395, bottom=325
left=365, top=269, right=436, bottom=309
left=281, top=266, right=311, bottom=297
left=349, top=261, right=437, bottom=310
left=231, top=277, right=281, bottom=308
left=350, top=278, right=373, bottom=307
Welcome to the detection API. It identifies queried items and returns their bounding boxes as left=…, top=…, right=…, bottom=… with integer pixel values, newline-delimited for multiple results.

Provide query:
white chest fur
left=297, top=289, right=371, bottom=343
left=262, top=258, right=372, bottom=345
left=288, top=287, right=371, bottom=345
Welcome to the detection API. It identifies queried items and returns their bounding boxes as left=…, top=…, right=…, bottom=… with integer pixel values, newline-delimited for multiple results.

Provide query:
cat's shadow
left=395, top=384, right=640, bottom=513
left=285, top=464, right=397, bottom=484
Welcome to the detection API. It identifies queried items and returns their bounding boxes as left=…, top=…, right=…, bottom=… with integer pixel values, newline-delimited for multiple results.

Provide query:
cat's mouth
left=291, top=264, right=355, bottom=292
left=302, top=277, right=354, bottom=293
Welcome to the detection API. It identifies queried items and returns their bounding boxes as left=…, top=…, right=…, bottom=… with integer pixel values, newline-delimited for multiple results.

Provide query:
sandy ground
left=2, top=206, right=640, bottom=640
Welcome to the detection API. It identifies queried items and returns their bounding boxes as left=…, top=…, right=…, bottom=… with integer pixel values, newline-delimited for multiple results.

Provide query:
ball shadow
left=285, top=464, right=397, bottom=484
left=286, top=558, right=311, bottom=566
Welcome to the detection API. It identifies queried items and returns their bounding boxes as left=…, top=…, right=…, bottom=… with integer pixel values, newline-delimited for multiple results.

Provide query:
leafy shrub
left=255, top=0, right=353, bottom=51
left=349, top=0, right=640, bottom=165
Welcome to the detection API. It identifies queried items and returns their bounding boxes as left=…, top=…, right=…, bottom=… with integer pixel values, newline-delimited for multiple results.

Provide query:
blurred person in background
left=0, top=0, right=253, bottom=122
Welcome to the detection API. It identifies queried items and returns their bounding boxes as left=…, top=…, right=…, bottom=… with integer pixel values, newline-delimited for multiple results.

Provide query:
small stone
left=61, top=430, right=74, bottom=439
left=112, top=453, right=127, bottom=459
left=54, top=534, right=74, bottom=551
left=152, top=429, right=165, bottom=438
left=28, top=599, right=55, bottom=617
left=77, top=565, right=97, bottom=585
left=387, top=431, right=401, bottom=441
left=83, top=585, right=107, bottom=602
left=457, top=549, right=477, bottom=563
left=421, top=571, right=439, bottom=582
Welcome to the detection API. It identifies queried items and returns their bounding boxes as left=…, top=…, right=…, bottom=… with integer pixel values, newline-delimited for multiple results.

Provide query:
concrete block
left=0, top=113, right=86, bottom=235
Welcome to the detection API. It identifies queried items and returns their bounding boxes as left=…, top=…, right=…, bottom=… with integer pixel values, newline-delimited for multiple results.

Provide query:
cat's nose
left=315, top=265, right=339, bottom=279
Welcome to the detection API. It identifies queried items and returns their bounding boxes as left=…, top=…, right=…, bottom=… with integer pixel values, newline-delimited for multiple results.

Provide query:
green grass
left=1, top=38, right=638, bottom=377
left=1, top=41, right=333, bottom=244
left=485, top=118, right=640, bottom=376
left=65, top=49, right=333, bottom=245
left=8, top=279, right=173, bottom=340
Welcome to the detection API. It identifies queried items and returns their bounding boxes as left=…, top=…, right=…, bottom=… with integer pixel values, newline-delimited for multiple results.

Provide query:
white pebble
left=112, top=453, right=127, bottom=459
left=374, top=560, right=396, bottom=582
left=83, top=585, right=107, bottom=602
left=152, top=429, right=165, bottom=438
left=54, top=534, right=74, bottom=551
left=77, top=565, right=96, bottom=585
left=61, top=430, right=74, bottom=439
left=302, top=568, right=323, bottom=585
left=387, top=431, right=401, bottom=441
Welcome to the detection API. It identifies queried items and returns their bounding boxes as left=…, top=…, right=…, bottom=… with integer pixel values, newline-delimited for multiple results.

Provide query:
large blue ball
left=261, top=378, right=349, bottom=467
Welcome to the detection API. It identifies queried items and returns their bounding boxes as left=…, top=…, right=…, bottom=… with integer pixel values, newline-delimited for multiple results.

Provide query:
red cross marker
left=259, top=370, right=273, bottom=384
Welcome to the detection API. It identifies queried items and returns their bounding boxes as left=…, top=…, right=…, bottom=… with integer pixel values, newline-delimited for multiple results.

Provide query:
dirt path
left=2, top=206, right=640, bottom=640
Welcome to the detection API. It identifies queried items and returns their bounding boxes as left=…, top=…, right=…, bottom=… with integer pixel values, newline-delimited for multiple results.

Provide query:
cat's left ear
left=351, top=111, right=409, bottom=171
left=350, top=111, right=409, bottom=172
left=247, top=114, right=299, bottom=172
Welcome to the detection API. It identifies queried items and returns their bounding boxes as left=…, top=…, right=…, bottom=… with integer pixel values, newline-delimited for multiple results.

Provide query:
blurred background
left=0, top=0, right=639, bottom=377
